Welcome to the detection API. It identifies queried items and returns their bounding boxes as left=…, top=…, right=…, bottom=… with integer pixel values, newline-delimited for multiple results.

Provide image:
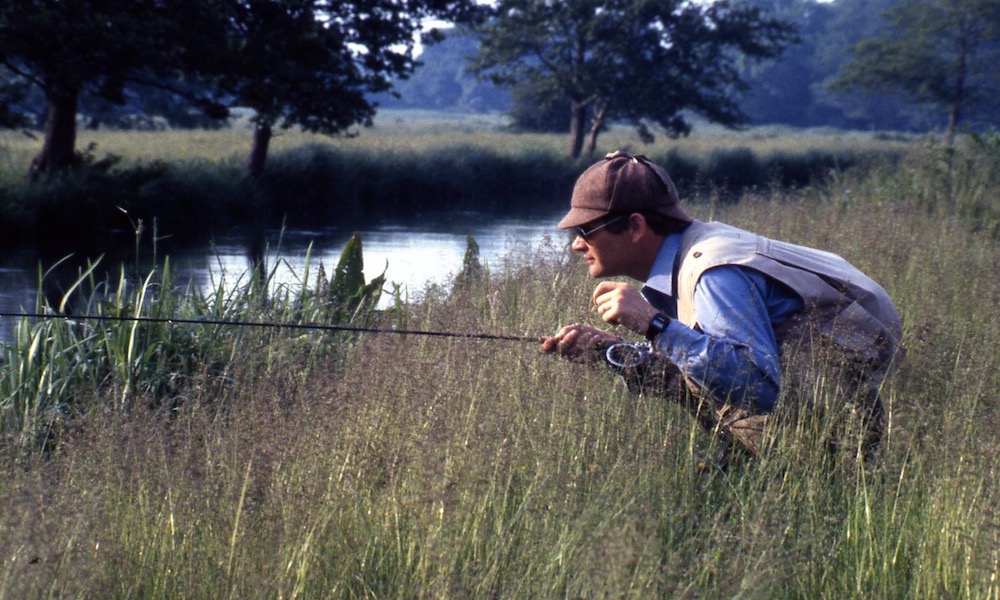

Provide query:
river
left=0, top=210, right=570, bottom=340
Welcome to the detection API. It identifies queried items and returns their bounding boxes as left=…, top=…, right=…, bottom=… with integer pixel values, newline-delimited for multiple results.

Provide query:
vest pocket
left=818, top=300, right=889, bottom=363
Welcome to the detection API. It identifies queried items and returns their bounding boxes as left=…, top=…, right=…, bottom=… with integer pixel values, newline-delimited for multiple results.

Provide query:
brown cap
left=557, top=151, right=691, bottom=229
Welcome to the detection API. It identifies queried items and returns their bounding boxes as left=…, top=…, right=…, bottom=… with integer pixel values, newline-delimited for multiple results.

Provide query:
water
left=0, top=211, right=569, bottom=339
left=187, top=213, right=567, bottom=303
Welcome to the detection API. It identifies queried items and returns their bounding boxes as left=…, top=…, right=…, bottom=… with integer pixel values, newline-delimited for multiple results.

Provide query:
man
left=542, top=151, right=903, bottom=458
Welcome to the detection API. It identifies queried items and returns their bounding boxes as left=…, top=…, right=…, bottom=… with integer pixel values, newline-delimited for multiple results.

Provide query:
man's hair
left=604, top=212, right=690, bottom=236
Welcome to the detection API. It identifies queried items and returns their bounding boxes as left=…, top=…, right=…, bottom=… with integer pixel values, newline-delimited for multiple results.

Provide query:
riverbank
left=0, top=115, right=914, bottom=254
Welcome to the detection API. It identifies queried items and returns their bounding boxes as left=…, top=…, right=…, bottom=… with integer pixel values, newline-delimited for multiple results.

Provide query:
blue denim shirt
left=641, top=232, right=804, bottom=411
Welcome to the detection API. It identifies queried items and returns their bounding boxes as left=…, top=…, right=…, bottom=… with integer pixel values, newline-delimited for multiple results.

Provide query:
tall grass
left=1, top=130, right=999, bottom=597
left=0, top=233, right=386, bottom=454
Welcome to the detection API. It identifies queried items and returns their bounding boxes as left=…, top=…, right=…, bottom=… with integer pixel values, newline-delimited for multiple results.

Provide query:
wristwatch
left=645, top=313, right=670, bottom=341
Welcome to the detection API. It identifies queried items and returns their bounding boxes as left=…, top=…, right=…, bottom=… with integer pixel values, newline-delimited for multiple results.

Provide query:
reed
left=0, top=232, right=386, bottom=454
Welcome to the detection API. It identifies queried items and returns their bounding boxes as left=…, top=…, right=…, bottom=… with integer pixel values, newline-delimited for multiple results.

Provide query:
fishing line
left=0, top=311, right=542, bottom=343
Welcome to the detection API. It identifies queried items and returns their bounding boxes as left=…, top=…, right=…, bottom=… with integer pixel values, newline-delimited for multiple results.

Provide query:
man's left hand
left=541, top=323, right=620, bottom=363
left=592, top=281, right=660, bottom=335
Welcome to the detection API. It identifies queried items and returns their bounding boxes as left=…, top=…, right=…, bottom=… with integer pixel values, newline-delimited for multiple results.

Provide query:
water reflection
left=0, top=211, right=567, bottom=341
left=193, top=214, right=563, bottom=301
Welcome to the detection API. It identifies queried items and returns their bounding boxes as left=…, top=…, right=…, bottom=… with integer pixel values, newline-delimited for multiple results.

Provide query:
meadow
left=0, top=115, right=998, bottom=598
left=0, top=110, right=913, bottom=169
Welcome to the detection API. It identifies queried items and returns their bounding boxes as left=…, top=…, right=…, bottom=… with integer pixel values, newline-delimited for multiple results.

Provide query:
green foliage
left=0, top=0, right=238, bottom=176
left=257, top=143, right=582, bottom=221
left=454, top=235, right=485, bottom=290
left=0, top=259, right=214, bottom=450
left=895, top=131, right=1000, bottom=237
left=506, top=74, right=571, bottom=133
left=705, top=146, right=768, bottom=192
left=215, top=1, right=484, bottom=136
left=0, top=235, right=395, bottom=455
left=1, top=0, right=486, bottom=178
left=0, top=67, right=32, bottom=129
left=0, top=156, right=255, bottom=252
left=449, top=234, right=489, bottom=315
left=375, top=29, right=510, bottom=113
left=831, top=0, right=1000, bottom=141
left=323, top=233, right=386, bottom=324
left=470, top=0, right=797, bottom=156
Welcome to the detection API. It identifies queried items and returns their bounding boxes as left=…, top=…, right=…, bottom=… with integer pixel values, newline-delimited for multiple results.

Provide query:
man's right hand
left=592, top=281, right=660, bottom=335
left=541, top=323, right=621, bottom=363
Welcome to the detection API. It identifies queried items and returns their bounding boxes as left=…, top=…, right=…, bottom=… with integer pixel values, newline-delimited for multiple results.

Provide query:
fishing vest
left=675, top=221, right=903, bottom=368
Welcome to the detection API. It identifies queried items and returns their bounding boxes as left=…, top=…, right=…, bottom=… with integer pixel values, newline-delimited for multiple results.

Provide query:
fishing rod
left=0, top=311, right=542, bottom=343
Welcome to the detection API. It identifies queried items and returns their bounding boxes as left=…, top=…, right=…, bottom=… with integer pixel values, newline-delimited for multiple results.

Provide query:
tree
left=738, top=0, right=834, bottom=127
left=214, top=1, right=486, bottom=178
left=507, top=74, right=570, bottom=132
left=831, top=0, right=1000, bottom=144
left=469, top=0, right=796, bottom=158
left=0, top=1, right=483, bottom=180
left=0, top=0, right=233, bottom=179
left=0, top=67, right=33, bottom=129
left=374, top=30, right=511, bottom=113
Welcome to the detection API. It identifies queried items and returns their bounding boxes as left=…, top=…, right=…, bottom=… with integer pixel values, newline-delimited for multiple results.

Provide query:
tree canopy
left=469, top=0, right=797, bottom=157
left=218, top=0, right=485, bottom=176
left=832, top=0, right=1000, bottom=143
left=0, top=66, right=32, bottom=129
left=0, top=0, right=228, bottom=178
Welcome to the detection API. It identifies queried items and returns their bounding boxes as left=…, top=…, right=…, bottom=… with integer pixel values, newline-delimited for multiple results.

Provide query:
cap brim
left=556, top=207, right=611, bottom=229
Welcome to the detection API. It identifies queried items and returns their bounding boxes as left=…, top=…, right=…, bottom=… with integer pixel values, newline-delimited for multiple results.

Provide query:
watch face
left=646, top=314, right=668, bottom=340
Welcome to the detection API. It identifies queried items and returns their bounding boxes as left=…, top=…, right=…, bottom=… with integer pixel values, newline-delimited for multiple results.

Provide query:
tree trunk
left=945, top=34, right=968, bottom=146
left=585, top=104, right=607, bottom=156
left=945, top=103, right=959, bottom=146
left=567, top=99, right=587, bottom=159
left=246, top=121, right=273, bottom=178
left=28, top=86, right=80, bottom=181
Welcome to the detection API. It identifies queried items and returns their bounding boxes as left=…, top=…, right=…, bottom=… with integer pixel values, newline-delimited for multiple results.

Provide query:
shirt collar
left=642, top=230, right=684, bottom=297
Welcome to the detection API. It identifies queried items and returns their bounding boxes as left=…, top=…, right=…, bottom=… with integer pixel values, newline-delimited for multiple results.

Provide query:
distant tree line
left=471, top=0, right=798, bottom=158
left=3, top=0, right=999, bottom=181
left=380, top=0, right=1000, bottom=145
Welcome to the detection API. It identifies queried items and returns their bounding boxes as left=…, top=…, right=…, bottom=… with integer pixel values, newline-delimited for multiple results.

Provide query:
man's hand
left=592, top=282, right=660, bottom=335
left=541, top=323, right=620, bottom=363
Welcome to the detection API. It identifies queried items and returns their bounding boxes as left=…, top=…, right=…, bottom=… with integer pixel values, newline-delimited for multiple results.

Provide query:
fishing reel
left=605, top=341, right=653, bottom=372
left=604, top=341, right=678, bottom=397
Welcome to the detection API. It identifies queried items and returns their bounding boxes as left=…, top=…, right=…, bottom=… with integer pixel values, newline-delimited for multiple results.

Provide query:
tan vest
left=675, top=221, right=902, bottom=367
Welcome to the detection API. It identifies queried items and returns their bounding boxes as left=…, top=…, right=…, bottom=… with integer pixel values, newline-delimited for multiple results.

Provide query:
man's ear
left=626, top=213, right=648, bottom=241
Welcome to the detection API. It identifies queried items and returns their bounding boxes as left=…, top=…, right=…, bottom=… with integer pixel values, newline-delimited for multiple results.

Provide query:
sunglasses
left=571, top=214, right=627, bottom=242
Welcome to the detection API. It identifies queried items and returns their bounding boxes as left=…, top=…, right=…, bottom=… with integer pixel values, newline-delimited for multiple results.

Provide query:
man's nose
left=571, top=236, right=587, bottom=251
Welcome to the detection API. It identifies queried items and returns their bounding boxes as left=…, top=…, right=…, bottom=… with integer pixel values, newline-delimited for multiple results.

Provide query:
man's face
left=569, top=215, right=631, bottom=278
